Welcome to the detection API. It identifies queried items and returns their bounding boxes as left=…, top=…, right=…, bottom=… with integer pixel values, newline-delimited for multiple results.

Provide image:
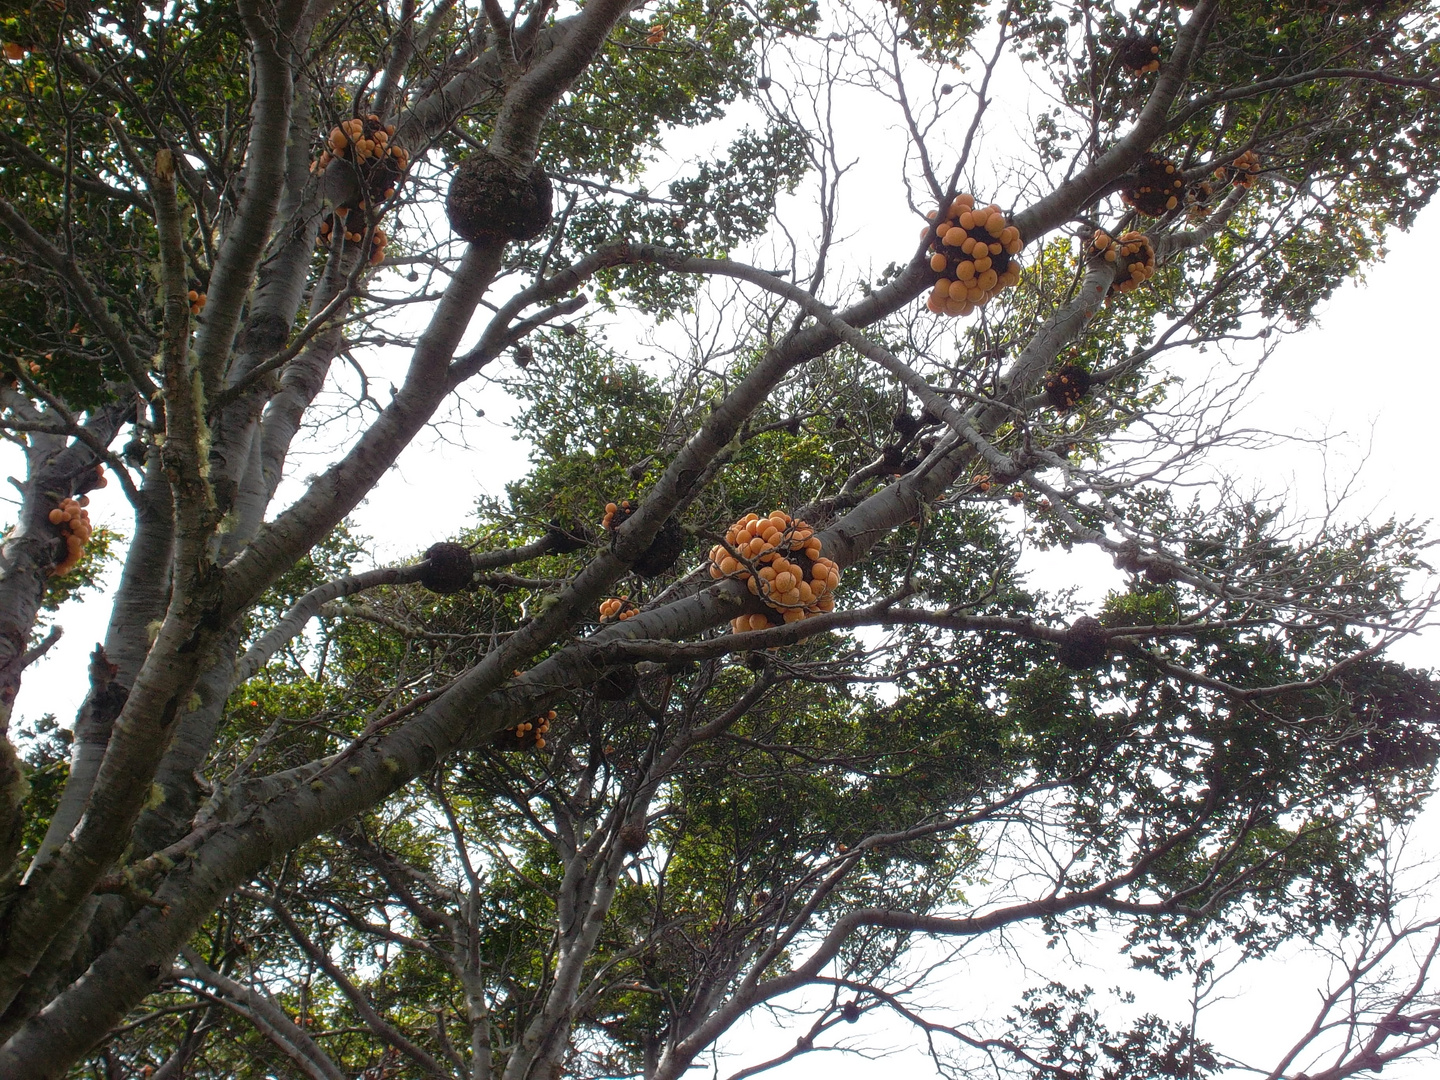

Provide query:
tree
left=2, top=0, right=1440, bottom=1076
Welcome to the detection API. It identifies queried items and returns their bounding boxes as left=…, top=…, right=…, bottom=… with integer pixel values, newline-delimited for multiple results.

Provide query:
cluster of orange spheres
left=1089, top=230, right=1156, bottom=295
left=709, top=511, right=841, bottom=632
left=601, top=500, right=635, bottom=530
left=598, top=595, right=638, bottom=622
left=366, top=227, right=388, bottom=265
left=317, top=216, right=389, bottom=265
left=47, top=494, right=94, bottom=576
left=6, top=359, right=42, bottom=385
left=1121, top=153, right=1186, bottom=217
left=512, top=710, right=554, bottom=751
left=1119, top=35, right=1161, bottom=75
left=1216, top=149, right=1261, bottom=189
left=187, top=289, right=207, bottom=315
left=1185, top=180, right=1215, bottom=220
left=315, top=115, right=410, bottom=196
left=923, top=194, right=1025, bottom=318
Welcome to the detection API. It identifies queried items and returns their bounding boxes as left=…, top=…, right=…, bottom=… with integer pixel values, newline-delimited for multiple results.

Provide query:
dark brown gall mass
left=446, top=151, right=554, bottom=242
left=419, top=542, right=474, bottom=594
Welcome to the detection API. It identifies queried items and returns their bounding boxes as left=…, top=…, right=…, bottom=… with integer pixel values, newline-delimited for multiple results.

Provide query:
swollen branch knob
left=418, top=542, right=474, bottom=594
left=1057, top=616, right=1109, bottom=670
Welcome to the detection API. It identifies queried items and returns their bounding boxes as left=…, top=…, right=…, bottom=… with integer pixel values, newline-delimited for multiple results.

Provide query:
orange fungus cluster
left=315, top=114, right=409, bottom=200
left=5, top=359, right=42, bottom=386
left=1044, top=364, right=1092, bottom=410
left=599, top=596, right=638, bottom=622
left=1119, top=35, right=1161, bottom=75
left=318, top=215, right=388, bottom=265
left=187, top=289, right=207, bottom=315
left=312, top=115, right=407, bottom=269
left=511, top=710, right=554, bottom=751
left=1089, top=230, right=1155, bottom=295
left=601, top=500, right=635, bottom=530
left=1215, top=150, right=1260, bottom=189
left=1120, top=153, right=1185, bottom=217
left=48, top=494, right=93, bottom=576
left=922, top=193, right=1024, bottom=318
left=709, top=511, right=841, bottom=633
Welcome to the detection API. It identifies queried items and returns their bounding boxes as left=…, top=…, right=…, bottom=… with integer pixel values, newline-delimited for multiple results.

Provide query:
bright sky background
left=5, top=10, right=1439, bottom=1077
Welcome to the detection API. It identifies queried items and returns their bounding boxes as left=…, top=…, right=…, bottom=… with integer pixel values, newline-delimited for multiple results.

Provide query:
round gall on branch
left=709, top=511, right=841, bottom=633
left=314, top=113, right=409, bottom=205
left=1120, top=153, right=1186, bottom=217
left=632, top=519, right=686, bottom=578
left=446, top=150, right=554, bottom=243
left=921, top=193, right=1024, bottom=319
left=1090, top=230, right=1155, bottom=296
left=1118, top=34, right=1162, bottom=75
left=1057, top=616, right=1109, bottom=670
left=602, top=502, right=687, bottom=577
left=418, top=542, right=474, bottom=595
left=1044, top=364, right=1092, bottom=410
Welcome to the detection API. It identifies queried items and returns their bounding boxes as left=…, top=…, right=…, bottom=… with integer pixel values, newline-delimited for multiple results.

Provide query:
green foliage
left=1015, top=983, right=1221, bottom=1080
left=581, top=123, right=812, bottom=314
left=39, top=524, right=119, bottom=613
left=13, top=715, right=69, bottom=870
left=0, top=0, right=250, bottom=408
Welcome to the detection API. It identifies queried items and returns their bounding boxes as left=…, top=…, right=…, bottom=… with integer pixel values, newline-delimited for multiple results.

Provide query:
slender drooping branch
left=175, top=948, right=346, bottom=1080
left=234, top=535, right=556, bottom=684
left=0, top=196, right=157, bottom=399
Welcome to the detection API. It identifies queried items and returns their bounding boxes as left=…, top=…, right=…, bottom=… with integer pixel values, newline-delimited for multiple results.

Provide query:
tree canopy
left=2, top=0, right=1440, bottom=1077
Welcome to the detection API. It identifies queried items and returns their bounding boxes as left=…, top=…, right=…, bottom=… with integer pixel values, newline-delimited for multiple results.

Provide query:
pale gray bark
left=0, top=402, right=127, bottom=890
left=191, top=0, right=306, bottom=396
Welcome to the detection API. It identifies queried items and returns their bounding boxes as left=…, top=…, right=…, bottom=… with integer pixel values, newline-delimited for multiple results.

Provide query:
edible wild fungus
left=48, top=495, right=93, bottom=576
left=921, top=193, right=1024, bottom=319
left=601, top=500, right=635, bottom=531
left=1214, top=149, right=1261, bottom=189
left=315, top=113, right=408, bottom=206
left=496, top=709, right=555, bottom=751
left=1120, top=153, right=1186, bottom=217
left=1044, top=364, right=1092, bottom=410
left=709, top=510, right=842, bottom=632
left=1091, top=230, right=1156, bottom=297
left=1118, top=35, right=1162, bottom=75
left=598, top=596, right=639, bottom=622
